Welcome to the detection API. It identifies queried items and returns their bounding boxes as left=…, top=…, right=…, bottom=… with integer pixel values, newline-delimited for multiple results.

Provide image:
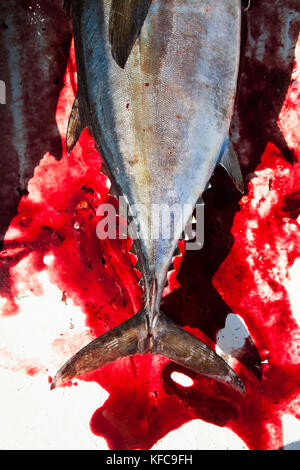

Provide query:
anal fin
left=66, top=93, right=86, bottom=154
left=218, top=138, right=244, bottom=194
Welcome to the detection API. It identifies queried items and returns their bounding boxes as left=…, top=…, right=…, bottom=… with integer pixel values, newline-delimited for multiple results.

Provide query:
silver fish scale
left=74, top=0, right=241, bottom=306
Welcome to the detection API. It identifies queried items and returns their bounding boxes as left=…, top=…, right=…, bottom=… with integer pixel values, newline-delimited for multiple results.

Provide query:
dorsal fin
left=218, top=138, right=244, bottom=194
left=109, top=0, right=152, bottom=69
left=66, top=93, right=86, bottom=154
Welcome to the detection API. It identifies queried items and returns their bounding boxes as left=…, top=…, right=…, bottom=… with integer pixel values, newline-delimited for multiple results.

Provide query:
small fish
left=52, top=0, right=245, bottom=393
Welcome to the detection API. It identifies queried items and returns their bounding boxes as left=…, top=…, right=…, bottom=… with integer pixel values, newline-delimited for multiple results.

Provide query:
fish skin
left=52, top=0, right=245, bottom=393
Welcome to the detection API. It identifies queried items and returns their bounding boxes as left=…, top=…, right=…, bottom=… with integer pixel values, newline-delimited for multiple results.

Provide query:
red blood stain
left=26, top=367, right=40, bottom=376
left=213, top=144, right=300, bottom=449
left=0, top=1, right=300, bottom=451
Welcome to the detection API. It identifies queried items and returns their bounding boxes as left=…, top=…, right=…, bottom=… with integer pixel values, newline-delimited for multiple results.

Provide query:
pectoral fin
left=109, top=0, right=152, bottom=68
left=66, top=93, right=86, bottom=154
left=218, top=138, right=244, bottom=194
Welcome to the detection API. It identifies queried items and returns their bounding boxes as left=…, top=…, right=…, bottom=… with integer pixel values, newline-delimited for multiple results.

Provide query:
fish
left=52, top=0, right=246, bottom=393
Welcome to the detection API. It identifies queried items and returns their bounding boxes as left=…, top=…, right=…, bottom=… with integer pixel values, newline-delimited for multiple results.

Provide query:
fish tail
left=151, top=311, right=245, bottom=394
left=51, top=310, right=245, bottom=394
left=50, top=309, right=149, bottom=389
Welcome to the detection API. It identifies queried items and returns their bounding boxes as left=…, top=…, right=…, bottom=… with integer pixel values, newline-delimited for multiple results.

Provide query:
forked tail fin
left=51, top=311, right=149, bottom=389
left=51, top=310, right=245, bottom=394
left=151, top=312, right=245, bottom=393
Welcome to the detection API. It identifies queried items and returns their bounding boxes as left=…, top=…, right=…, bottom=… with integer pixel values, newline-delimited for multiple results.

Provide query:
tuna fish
left=52, top=0, right=246, bottom=393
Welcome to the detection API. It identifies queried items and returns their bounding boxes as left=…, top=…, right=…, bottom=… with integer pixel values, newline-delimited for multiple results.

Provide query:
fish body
left=53, top=0, right=245, bottom=393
